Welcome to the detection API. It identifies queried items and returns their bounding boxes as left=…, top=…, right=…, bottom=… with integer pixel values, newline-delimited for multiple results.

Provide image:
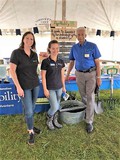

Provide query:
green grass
left=0, top=90, right=120, bottom=160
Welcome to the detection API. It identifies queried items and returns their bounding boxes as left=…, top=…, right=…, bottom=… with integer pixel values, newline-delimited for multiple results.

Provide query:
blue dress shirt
left=69, top=40, right=101, bottom=71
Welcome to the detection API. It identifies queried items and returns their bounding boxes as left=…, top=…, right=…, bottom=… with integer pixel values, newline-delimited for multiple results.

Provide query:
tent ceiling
left=0, top=0, right=120, bottom=31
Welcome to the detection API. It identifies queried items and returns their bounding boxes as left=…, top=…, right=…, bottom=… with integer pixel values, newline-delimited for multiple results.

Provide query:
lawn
left=0, top=90, right=120, bottom=160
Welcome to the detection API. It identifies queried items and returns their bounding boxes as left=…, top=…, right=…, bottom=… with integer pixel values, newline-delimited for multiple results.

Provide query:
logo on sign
left=0, top=91, right=21, bottom=103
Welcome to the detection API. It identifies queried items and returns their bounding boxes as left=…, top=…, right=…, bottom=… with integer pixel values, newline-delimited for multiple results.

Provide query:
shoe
left=86, top=123, right=93, bottom=133
left=28, top=133, right=34, bottom=145
left=33, top=127, right=41, bottom=134
left=46, top=114, right=55, bottom=130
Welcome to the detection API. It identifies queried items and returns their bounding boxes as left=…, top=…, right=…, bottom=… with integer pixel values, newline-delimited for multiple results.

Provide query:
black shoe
left=86, top=123, right=93, bottom=133
left=28, top=133, right=34, bottom=145
left=33, top=127, right=41, bottom=134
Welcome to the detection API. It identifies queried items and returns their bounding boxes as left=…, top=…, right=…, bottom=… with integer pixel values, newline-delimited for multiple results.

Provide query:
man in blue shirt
left=66, top=27, right=101, bottom=133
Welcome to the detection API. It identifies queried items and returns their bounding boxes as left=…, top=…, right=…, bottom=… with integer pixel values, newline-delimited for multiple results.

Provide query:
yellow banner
left=51, top=20, right=77, bottom=28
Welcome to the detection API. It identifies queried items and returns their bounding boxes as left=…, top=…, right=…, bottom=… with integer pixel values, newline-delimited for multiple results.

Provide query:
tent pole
left=54, top=0, right=57, bottom=20
left=62, top=0, right=66, bottom=20
left=111, top=37, right=115, bottom=60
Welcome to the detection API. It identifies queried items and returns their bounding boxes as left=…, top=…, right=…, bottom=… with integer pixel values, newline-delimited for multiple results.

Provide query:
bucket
left=0, top=65, right=7, bottom=79
left=3, top=58, right=10, bottom=65
left=59, top=100, right=86, bottom=124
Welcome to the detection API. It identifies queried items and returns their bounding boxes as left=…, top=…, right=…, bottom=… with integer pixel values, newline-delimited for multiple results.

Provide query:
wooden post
left=62, top=0, right=66, bottom=21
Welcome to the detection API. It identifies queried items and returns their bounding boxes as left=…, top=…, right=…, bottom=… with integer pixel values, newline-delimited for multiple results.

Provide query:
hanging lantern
left=16, top=29, right=21, bottom=35
left=110, top=31, right=115, bottom=37
left=96, top=29, right=101, bottom=36
left=33, top=27, right=39, bottom=34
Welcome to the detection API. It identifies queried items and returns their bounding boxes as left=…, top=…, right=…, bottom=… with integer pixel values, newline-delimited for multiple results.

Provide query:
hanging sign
left=51, top=20, right=77, bottom=28
left=35, top=18, right=51, bottom=25
left=51, top=28, right=76, bottom=41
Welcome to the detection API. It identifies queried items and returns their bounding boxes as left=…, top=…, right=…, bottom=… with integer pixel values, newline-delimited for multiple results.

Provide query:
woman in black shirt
left=10, top=31, right=40, bottom=145
left=41, top=40, right=66, bottom=130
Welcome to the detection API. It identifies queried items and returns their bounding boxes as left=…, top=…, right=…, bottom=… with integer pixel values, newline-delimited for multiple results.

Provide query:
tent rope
left=0, top=0, right=8, bottom=12
left=99, top=0, right=114, bottom=31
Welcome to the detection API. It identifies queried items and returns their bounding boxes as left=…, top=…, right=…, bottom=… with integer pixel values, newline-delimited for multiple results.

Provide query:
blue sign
left=0, top=83, right=23, bottom=115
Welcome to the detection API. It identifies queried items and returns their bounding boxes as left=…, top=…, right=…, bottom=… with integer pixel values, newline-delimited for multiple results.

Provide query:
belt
left=77, top=67, right=96, bottom=73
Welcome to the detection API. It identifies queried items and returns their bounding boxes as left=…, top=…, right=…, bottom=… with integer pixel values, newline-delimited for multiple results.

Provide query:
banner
left=51, top=20, right=77, bottom=28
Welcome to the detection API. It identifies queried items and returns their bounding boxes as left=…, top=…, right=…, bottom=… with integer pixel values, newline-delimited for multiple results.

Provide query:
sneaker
left=33, top=127, right=41, bottom=134
left=28, top=133, right=34, bottom=145
left=86, top=123, right=93, bottom=133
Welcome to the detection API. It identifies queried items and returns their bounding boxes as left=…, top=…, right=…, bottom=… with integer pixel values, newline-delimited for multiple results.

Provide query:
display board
left=51, top=20, right=77, bottom=63
left=58, top=42, right=75, bottom=63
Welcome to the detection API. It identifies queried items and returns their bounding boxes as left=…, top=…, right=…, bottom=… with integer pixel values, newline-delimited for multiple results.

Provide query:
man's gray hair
left=76, top=27, right=87, bottom=35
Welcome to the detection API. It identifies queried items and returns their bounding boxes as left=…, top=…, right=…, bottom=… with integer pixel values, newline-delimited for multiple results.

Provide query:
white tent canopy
left=0, top=0, right=120, bottom=31
left=0, top=0, right=120, bottom=61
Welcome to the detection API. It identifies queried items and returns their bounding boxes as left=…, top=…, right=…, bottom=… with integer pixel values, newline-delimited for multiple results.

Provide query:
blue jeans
left=21, top=86, right=39, bottom=130
left=48, top=88, right=62, bottom=116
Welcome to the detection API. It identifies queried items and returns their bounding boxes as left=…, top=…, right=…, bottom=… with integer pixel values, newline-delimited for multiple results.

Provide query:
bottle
left=62, top=92, right=69, bottom=101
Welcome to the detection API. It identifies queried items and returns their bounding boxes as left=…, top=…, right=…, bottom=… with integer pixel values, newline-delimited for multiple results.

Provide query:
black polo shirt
left=10, top=48, right=39, bottom=90
left=41, top=56, right=65, bottom=90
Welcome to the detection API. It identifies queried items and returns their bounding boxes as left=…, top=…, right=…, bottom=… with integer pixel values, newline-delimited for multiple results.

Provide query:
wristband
left=96, top=76, right=101, bottom=78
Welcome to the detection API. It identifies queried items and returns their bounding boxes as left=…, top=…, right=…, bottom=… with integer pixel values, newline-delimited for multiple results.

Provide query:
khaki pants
left=75, top=70, right=96, bottom=124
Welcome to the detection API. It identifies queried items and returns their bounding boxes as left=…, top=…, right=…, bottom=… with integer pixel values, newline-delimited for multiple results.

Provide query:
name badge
left=84, top=54, right=89, bottom=58
left=50, top=63, right=55, bottom=66
left=33, top=60, right=37, bottom=63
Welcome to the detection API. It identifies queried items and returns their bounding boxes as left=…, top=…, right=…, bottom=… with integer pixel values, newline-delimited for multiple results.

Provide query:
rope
left=99, top=0, right=114, bottom=30
left=0, top=0, right=8, bottom=12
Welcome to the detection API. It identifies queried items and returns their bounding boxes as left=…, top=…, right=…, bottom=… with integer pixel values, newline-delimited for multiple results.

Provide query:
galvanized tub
left=59, top=100, right=86, bottom=124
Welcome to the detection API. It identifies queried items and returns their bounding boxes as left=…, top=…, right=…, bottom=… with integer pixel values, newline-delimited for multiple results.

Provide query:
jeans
left=48, top=88, right=62, bottom=116
left=21, top=86, right=39, bottom=130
